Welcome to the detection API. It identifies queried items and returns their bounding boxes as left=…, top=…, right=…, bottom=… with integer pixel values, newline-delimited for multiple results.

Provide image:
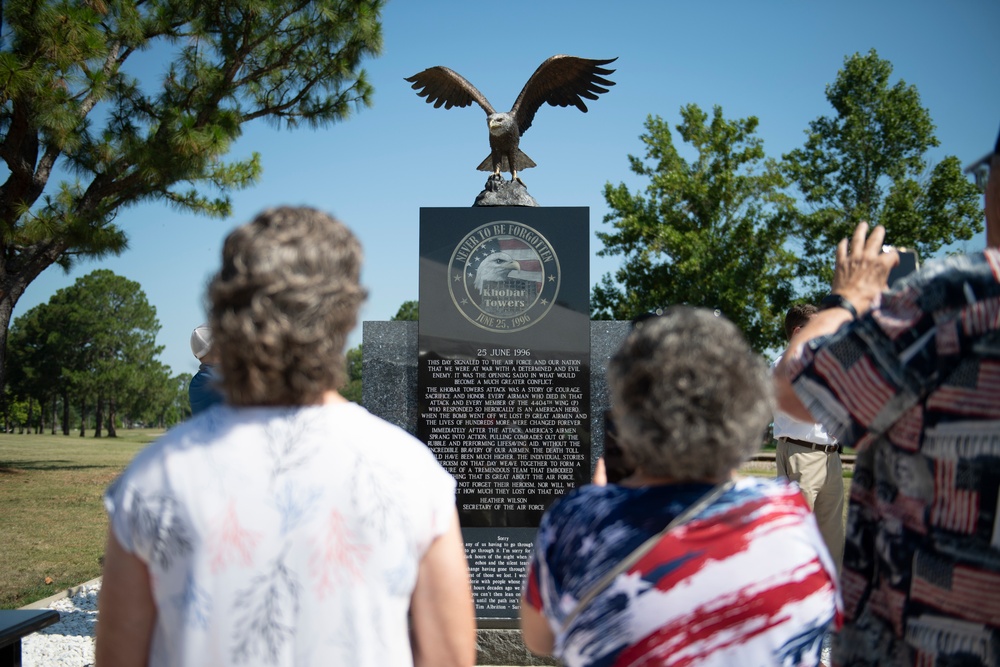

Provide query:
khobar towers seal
left=449, top=221, right=560, bottom=333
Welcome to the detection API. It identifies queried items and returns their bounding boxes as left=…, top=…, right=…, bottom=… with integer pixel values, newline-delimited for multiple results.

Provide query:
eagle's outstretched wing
left=404, top=67, right=496, bottom=115
left=510, top=56, right=617, bottom=136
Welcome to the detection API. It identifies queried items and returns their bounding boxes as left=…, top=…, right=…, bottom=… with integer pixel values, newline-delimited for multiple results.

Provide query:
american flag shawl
left=523, top=478, right=840, bottom=666
left=790, top=248, right=1000, bottom=666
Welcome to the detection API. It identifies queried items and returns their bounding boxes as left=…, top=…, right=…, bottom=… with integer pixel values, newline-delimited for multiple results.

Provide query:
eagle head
left=475, top=252, right=520, bottom=291
left=487, top=113, right=516, bottom=137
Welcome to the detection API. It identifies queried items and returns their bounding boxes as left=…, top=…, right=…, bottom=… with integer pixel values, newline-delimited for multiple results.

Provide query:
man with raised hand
left=775, top=142, right=1000, bottom=666
left=772, top=303, right=845, bottom=571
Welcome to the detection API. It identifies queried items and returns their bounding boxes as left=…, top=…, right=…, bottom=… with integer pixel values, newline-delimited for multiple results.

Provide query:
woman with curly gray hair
left=97, top=207, right=476, bottom=667
left=521, top=307, right=840, bottom=667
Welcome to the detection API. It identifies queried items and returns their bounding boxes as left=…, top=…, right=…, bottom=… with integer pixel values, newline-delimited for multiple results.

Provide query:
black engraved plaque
left=418, top=207, right=591, bottom=623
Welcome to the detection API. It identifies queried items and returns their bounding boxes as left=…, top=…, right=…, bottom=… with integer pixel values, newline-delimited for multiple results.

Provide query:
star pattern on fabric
left=609, top=571, right=651, bottom=600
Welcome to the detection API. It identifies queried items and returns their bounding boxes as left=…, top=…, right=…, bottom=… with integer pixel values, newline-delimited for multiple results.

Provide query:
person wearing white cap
left=188, top=323, right=223, bottom=415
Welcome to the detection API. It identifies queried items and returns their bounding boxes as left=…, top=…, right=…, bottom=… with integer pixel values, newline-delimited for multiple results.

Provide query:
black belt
left=778, top=437, right=841, bottom=454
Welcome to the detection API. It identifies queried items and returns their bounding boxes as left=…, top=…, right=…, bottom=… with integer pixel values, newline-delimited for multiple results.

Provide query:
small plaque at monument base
left=418, top=207, right=591, bottom=625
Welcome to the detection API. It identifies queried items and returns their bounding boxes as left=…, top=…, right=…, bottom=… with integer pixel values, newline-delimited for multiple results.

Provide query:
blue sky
left=11, top=0, right=1000, bottom=376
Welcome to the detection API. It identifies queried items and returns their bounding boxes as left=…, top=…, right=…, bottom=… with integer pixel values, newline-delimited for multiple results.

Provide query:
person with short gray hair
left=97, top=206, right=476, bottom=667
left=208, top=206, right=366, bottom=406
left=609, top=308, right=774, bottom=482
left=521, top=307, right=839, bottom=667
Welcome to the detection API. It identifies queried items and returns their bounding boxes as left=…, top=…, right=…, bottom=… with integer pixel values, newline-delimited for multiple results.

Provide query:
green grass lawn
left=0, top=430, right=157, bottom=609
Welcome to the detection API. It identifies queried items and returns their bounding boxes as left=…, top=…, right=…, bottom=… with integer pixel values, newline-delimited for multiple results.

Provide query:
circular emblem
left=448, top=221, right=560, bottom=333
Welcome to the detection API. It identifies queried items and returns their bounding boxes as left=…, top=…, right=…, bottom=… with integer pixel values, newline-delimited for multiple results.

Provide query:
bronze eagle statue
left=405, top=55, right=616, bottom=183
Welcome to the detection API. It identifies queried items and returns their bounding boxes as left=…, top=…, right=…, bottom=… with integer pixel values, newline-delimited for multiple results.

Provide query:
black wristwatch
left=819, top=293, right=858, bottom=320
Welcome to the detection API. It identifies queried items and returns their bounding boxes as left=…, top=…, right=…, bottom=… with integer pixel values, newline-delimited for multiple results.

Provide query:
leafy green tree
left=391, top=300, right=419, bottom=321
left=118, top=361, right=181, bottom=428
left=594, top=107, right=799, bottom=352
left=784, top=49, right=982, bottom=292
left=0, top=0, right=385, bottom=392
left=166, top=373, right=193, bottom=426
left=45, top=269, right=163, bottom=436
left=7, top=300, right=79, bottom=433
left=4, top=394, right=28, bottom=433
left=341, top=345, right=363, bottom=404
left=6, top=307, right=52, bottom=421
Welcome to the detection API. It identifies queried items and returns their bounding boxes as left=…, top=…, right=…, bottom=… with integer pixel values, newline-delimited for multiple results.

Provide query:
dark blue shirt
left=188, top=364, right=223, bottom=415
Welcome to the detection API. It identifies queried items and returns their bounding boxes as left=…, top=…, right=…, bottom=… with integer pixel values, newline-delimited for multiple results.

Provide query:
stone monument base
left=477, top=628, right=557, bottom=665
left=362, top=320, right=629, bottom=665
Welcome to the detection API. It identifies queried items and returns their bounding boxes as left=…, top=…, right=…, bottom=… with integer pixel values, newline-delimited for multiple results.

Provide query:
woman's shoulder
left=721, top=476, right=816, bottom=521
left=537, top=483, right=620, bottom=527
left=121, top=402, right=435, bottom=475
left=553, top=482, right=629, bottom=509
left=732, top=475, right=808, bottom=501
left=541, top=482, right=703, bottom=531
left=114, top=414, right=211, bottom=475
left=330, top=402, right=439, bottom=455
left=323, top=403, right=454, bottom=482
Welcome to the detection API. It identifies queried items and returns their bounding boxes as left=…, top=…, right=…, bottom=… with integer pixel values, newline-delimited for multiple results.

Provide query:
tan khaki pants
left=776, top=440, right=845, bottom=571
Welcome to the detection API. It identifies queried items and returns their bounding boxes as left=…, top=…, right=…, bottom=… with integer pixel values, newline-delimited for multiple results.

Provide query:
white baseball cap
left=190, top=324, right=212, bottom=360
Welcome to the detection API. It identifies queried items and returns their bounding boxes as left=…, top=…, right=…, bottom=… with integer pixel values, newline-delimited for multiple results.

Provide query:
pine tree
left=0, top=0, right=384, bottom=389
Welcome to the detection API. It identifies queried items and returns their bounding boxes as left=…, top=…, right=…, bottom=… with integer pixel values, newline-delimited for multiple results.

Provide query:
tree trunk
left=107, top=395, right=117, bottom=437
left=50, top=395, right=56, bottom=435
left=94, top=396, right=103, bottom=438
left=79, top=397, right=86, bottom=437
left=0, top=295, right=13, bottom=397
left=62, top=389, right=70, bottom=435
left=26, top=397, right=33, bottom=434
left=0, top=246, right=66, bottom=395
